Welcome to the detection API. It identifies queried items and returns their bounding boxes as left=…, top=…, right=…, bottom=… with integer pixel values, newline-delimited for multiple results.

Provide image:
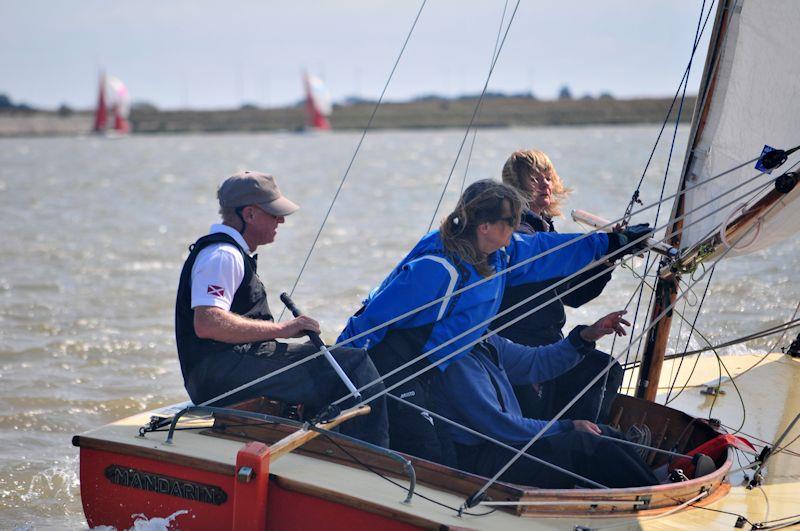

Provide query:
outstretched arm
left=505, top=231, right=610, bottom=287
left=499, top=310, right=629, bottom=384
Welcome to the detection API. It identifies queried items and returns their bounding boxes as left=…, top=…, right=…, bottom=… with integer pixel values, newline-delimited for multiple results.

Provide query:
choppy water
left=1, top=126, right=798, bottom=528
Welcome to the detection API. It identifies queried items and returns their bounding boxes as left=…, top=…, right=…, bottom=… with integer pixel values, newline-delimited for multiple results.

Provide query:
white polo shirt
left=190, top=224, right=251, bottom=311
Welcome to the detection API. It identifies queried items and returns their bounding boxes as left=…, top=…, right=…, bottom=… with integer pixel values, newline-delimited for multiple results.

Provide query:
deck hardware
left=237, top=466, right=255, bottom=483
left=669, top=469, right=689, bottom=482
left=700, top=386, right=726, bottom=396
left=734, top=515, right=747, bottom=528
left=634, top=495, right=651, bottom=510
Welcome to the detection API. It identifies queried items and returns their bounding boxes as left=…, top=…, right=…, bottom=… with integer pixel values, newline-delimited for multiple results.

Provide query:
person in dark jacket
left=491, top=149, right=623, bottom=424
left=432, top=312, right=658, bottom=488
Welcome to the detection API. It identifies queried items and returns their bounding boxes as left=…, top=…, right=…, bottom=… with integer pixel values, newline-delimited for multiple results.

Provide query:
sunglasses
left=497, top=216, right=517, bottom=227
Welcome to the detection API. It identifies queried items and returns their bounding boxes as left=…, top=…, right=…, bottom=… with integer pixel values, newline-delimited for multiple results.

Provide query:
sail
left=677, top=0, right=800, bottom=257
left=107, top=76, right=131, bottom=134
left=303, top=72, right=332, bottom=130
left=92, top=72, right=107, bottom=132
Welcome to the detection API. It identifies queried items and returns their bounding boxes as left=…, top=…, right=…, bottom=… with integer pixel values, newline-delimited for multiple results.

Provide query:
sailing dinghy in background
left=303, top=71, right=332, bottom=131
left=73, top=1, right=800, bottom=528
left=92, top=71, right=131, bottom=136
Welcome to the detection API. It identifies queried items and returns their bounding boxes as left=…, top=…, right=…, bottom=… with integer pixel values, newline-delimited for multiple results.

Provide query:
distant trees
left=0, top=93, right=34, bottom=112
left=558, top=85, right=573, bottom=100
left=57, top=103, right=73, bottom=116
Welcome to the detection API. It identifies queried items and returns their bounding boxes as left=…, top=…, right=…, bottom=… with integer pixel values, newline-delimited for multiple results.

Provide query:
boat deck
left=76, top=353, right=800, bottom=529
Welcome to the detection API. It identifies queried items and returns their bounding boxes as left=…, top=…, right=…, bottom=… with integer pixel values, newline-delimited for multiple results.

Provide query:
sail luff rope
left=277, top=0, right=428, bottom=322
left=425, top=1, right=523, bottom=233
left=458, top=0, right=510, bottom=197
left=464, top=201, right=784, bottom=507
left=198, top=157, right=783, bottom=407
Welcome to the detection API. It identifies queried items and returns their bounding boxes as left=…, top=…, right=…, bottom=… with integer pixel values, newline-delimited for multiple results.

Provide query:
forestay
left=679, top=0, right=800, bottom=256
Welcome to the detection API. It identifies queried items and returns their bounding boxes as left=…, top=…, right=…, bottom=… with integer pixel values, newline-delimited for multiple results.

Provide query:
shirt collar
left=209, top=223, right=251, bottom=254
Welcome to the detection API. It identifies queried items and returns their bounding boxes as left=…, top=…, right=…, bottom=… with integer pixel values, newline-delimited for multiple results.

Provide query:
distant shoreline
left=0, top=96, right=695, bottom=138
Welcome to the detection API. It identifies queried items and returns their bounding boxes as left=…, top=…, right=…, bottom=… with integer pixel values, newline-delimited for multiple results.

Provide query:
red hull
left=79, top=446, right=424, bottom=530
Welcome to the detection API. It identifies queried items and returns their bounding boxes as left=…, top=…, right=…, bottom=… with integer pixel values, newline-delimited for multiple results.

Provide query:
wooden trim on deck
left=72, top=434, right=235, bottom=476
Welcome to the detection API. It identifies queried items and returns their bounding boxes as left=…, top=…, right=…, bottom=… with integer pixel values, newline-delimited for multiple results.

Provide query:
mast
left=635, top=1, right=733, bottom=400
left=92, top=72, right=107, bottom=132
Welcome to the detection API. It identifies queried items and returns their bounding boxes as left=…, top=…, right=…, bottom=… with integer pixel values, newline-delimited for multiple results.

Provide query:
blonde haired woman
left=493, top=150, right=629, bottom=425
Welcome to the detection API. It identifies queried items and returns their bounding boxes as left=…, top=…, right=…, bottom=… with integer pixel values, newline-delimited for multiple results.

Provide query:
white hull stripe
left=418, top=256, right=459, bottom=321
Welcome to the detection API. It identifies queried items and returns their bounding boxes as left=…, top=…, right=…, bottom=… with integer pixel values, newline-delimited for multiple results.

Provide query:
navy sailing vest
left=174, top=232, right=273, bottom=381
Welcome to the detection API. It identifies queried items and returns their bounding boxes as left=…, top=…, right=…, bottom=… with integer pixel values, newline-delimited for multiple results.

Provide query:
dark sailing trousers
left=185, top=341, right=389, bottom=448
left=385, top=378, right=457, bottom=468
left=455, top=425, right=658, bottom=489
left=512, top=348, right=623, bottom=424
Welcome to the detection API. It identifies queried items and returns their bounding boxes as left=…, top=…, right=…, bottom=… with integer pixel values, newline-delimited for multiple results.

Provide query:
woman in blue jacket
left=338, top=180, right=648, bottom=464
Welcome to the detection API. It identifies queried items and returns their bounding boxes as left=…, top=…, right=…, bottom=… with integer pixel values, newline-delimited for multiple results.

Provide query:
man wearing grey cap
left=174, top=171, right=388, bottom=447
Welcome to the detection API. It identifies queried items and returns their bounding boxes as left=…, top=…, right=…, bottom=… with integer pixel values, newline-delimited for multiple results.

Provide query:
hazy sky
left=1, top=1, right=713, bottom=110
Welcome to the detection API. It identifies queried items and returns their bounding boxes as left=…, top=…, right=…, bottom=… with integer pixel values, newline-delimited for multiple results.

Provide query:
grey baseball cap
left=217, top=171, right=299, bottom=216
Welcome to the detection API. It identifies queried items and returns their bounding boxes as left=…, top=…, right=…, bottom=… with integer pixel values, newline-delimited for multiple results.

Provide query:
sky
left=0, top=1, right=713, bottom=110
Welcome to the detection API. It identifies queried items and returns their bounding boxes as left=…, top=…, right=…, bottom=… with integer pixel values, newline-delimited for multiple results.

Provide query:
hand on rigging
left=613, top=223, right=654, bottom=255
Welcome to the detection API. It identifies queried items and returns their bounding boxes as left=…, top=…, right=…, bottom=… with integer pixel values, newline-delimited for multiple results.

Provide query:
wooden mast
left=635, top=1, right=733, bottom=400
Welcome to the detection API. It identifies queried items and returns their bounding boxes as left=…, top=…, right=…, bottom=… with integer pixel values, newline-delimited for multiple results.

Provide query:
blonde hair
left=439, top=180, right=524, bottom=277
left=501, top=149, right=570, bottom=217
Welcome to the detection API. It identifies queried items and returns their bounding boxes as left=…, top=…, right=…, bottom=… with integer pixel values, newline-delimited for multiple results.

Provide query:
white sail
left=679, top=0, right=800, bottom=257
left=306, top=74, right=332, bottom=117
left=106, top=75, right=131, bottom=119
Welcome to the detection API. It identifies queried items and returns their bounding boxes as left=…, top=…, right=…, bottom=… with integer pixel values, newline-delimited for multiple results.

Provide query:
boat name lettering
left=104, top=465, right=228, bottom=505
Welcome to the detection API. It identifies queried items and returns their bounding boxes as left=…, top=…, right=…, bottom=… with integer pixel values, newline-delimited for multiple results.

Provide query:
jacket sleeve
left=505, top=232, right=610, bottom=287
left=488, top=334, right=586, bottom=385
left=437, top=355, right=573, bottom=444
left=559, top=262, right=614, bottom=308
left=337, top=257, right=454, bottom=349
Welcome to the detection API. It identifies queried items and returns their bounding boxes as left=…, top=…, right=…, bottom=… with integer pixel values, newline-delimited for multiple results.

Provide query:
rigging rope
left=462, top=196, right=786, bottom=508
left=458, top=0, right=510, bottom=197
left=425, top=1, right=523, bottom=232
left=198, top=153, right=785, bottom=407
left=277, top=0, right=428, bottom=321
left=664, top=266, right=716, bottom=403
left=621, top=0, right=716, bottom=385
left=333, top=175, right=780, bottom=408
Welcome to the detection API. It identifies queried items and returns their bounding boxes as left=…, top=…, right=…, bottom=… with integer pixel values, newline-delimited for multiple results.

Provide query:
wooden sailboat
left=73, top=1, right=800, bottom=528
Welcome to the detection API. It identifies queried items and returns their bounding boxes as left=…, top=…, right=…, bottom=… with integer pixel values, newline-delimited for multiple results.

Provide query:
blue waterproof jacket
left=337, top=230, right=609, bottom=376
left=432, top=333, right=590, bottom=445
